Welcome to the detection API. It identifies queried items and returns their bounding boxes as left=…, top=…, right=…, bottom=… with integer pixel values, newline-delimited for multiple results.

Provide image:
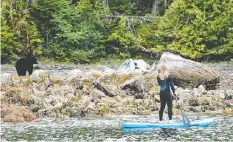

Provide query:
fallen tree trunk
left=156, top=52, right=220, bottom=90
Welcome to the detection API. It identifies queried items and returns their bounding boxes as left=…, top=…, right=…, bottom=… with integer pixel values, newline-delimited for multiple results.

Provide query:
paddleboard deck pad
left=122, top=118, right=214, bottom=129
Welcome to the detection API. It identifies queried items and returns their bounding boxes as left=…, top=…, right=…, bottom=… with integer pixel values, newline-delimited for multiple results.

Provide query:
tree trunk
left=151, top=0, right=158, bottom=16
left=156, top=52, right=220, bottom=90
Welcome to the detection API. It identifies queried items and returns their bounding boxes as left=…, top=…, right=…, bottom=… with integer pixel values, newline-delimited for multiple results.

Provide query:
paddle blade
left=181, top=111, right=190, bottom=126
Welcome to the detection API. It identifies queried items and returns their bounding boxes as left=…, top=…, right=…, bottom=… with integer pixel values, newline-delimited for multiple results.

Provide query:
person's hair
left=158, top=64, right=169, bottom=80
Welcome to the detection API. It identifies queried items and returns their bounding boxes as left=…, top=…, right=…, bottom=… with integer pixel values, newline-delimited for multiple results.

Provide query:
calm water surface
left=1, top=115, right=233, bottom=141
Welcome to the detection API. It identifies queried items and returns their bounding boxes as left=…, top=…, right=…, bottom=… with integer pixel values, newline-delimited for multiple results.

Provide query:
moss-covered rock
left=189, top=96, right=201, bottom=106
left=140, top=110, right=152, bottom=115
left=223, top=108, right=233, bottom=116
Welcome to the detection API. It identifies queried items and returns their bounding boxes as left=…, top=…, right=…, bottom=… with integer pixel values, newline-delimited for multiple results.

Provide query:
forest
left=1, top=0, right=233, bottom=64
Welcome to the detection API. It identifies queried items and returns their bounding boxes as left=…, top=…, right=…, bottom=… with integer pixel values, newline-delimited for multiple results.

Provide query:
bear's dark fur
left=15, top=56, right=39, bottom=76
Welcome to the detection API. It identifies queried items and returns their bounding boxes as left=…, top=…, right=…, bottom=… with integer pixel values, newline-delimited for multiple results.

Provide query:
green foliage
left=155, top=0, right=233, bottom=60
left=1, top=0, right=232, bottom=64
left=1, top=17, right=16, bottom=63
left=1, top=0, right=42, bottom=63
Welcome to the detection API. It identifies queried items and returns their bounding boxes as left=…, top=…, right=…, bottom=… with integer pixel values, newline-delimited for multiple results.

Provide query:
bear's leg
left=28, top=65, right=33, bottom=75
left=16, top=67, right=27, bottom=76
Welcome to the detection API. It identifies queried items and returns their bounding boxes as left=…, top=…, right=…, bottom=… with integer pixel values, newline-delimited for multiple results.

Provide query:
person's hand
left=172, top=95, right=176, bottom=100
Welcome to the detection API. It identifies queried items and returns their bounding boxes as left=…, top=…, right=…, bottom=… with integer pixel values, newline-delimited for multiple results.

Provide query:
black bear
left=15, top=56, right=39, bottom=76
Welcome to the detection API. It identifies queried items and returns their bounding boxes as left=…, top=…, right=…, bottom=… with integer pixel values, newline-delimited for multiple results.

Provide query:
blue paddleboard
left=122, top=118, right=214, bottom=129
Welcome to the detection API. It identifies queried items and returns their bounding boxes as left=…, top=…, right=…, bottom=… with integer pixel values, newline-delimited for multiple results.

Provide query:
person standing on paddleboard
left=157, top=64, right=176, bottom=121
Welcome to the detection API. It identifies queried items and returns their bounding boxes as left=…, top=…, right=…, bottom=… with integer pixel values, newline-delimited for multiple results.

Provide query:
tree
left=43, top=0, right=106, bottom=63
left=154, top=0, right=233, bottom=60
left=1, top=0, right=42, bottom=63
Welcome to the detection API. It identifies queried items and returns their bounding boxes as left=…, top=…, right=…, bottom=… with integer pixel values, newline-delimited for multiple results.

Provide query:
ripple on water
left=1, top=115, right=233, bottom=141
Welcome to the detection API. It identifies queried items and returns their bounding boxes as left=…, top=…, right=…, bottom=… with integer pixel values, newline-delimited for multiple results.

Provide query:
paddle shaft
left=170, top=89, right=190, bottom=126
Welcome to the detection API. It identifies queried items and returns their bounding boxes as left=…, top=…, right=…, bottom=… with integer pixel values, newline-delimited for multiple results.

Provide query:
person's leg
left=167, top=95, right=173, bottom=120
left=159, top=95, right=166, bottom=121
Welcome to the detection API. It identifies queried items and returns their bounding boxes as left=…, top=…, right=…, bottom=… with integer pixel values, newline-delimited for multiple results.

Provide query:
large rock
left=31, top=70, right=46, bottom=82
left=134, top=59, right=150, bottom=72
left=121, top=76, right=145, bottom=98
left=117, top=59, right=150, bottom=74
left=1, top=73, right=13, bottom=86
left=31, top=70, right=52, bottom=91
left=155, top=52, right=220, bottom=89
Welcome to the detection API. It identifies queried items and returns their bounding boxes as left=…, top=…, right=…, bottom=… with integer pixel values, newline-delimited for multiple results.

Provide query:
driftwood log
left=156, top=52, right=220, bottom=90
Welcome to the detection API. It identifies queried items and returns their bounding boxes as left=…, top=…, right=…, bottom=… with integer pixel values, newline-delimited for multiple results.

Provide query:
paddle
left=170, top=90, right=190, bottom=126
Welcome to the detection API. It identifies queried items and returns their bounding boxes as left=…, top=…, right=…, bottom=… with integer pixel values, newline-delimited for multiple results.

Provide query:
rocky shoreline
left=1, top=59, right=233, bottom=123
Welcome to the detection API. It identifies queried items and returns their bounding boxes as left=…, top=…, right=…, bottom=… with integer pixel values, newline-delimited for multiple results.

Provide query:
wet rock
left=117, top=59, right=135, bottom=73
left=69, top=78, right=83, bottom=90
left=65, top=93, right=75, bottom=99
left=0, top=91, right=6, bottom=99
left=189, top=96, right=201, bottom=106
left=31, top=70, right=48, bottom=83
left=175, top=87, right=184, bottom=95
left=132, top=108, right=139, bottom=115
left=225, top=90, right=233, bottom=100
left=1, top=73, right=13, bottom=86
left=117, top=59, right=150, bottom=74
left=153, top=94, right=160, bottom=102
left=28, top=95, right=45, bottom=108
left=48, top=84, right=75, bottom=97
left=68, top=107, right=83, bottom=117
left=215, top=90, right=226, bottom=99
left=207, top=90, right=215, bottom=95
left=114, top=95, right=122, bottom=102
left=36, top=76, right=52, bottom=91
left=226, top=102, right=233, bottom=107
left=37, top=102, right=64, bottom=118
left=121, top=77, right=144, bottom=96
left=53, top=102, right=63, bottom=111
left=44, top=96, right=56, bottom=105
left=121, top=96, right=134, bottom=105
left=134, top=59, right=150, bottom=72
left=135, top=92, right=147, bottom=99
left=191, top=88, right=199, bottom=96
left=201, top=97, right=210, bottom=105
left=87, top=102, right=95, bottom=110
left=142, top=75, right=158, bottom=92
left=198, top=85, right=207, bottom=94
left=89, top=88, right=106, bottom=99
left=32, top=88, right=47, bottom=97
left=189, top=106, right=201, bottom=112
left=81, top=95, right=92, bottom=105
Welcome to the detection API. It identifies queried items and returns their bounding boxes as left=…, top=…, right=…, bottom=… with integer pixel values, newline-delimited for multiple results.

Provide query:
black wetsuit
left=157, top=75, right=175, bottom=121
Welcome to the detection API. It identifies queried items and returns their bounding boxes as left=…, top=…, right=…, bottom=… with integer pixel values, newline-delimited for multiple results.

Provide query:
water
left=1, top=115, right=233, bottom=141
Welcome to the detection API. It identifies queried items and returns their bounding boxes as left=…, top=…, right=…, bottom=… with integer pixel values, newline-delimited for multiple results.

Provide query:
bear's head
left=29, top=56, right=39, bottom=64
